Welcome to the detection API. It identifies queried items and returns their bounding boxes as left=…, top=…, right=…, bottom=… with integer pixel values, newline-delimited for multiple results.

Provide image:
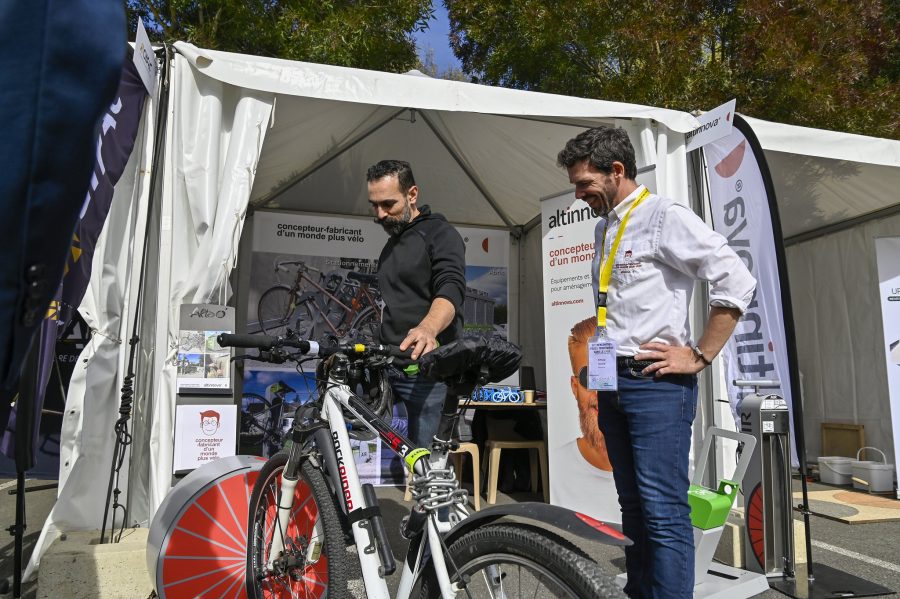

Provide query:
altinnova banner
left=541, top=190, right=621, bottom=524
left=704, top=116, right=796, bottom=462
left=875, top=237, right=900, bottom=499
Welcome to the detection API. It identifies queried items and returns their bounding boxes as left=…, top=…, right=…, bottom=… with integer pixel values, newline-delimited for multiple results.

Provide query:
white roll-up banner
left=704, top=115, right=802, bottom=466
left=875, top=237, right=900, bottom=500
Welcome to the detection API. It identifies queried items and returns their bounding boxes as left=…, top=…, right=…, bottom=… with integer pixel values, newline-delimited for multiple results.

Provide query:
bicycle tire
left=418, top=523, right=626, bottom=598
left=246, top=453, right=351, bottom=599
left=349, top=306, right=380, bottom=345
left=257, top=286, right=294, bottom=336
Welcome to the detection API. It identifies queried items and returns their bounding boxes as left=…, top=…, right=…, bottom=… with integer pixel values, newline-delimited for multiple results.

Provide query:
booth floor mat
left=793, top=488, right=900, bottom=524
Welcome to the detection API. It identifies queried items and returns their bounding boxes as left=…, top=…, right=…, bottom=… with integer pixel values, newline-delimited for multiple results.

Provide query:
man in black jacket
left=367, top=160, right=466, bottom=448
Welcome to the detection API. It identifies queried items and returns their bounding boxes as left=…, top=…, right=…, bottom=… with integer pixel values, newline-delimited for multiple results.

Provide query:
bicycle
left=217, top=331, right=630, bottom=599
left=257, top=260, right=382, bottom=343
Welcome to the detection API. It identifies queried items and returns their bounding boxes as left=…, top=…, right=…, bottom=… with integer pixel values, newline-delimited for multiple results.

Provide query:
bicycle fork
left=267, top=442, right=303, bottom=572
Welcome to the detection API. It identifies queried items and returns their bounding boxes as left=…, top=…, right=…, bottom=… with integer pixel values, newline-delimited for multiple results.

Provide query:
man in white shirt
left=557, top=126, right=756, bottom=599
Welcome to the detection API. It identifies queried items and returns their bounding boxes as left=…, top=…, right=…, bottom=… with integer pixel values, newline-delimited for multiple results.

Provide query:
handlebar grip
left=217, top=333, right=279, bottom=349
left=387, top=346, right=416, bottom=368
left=217, top=333, right=315, bottom=354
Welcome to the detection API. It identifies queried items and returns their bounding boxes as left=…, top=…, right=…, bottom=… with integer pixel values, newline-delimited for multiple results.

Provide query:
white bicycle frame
left=266, top=375, right=474, bottom=599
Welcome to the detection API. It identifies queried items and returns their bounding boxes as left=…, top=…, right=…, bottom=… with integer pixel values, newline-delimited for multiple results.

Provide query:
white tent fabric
left=141, top=53, right=274, bottom=517
left=746, top=116, right=900, bottom=461
left=746, top=116, right=900, bottom=240
left=24, top=96, right=157, bottom=579
left=785, top=212, right=900, bottom=462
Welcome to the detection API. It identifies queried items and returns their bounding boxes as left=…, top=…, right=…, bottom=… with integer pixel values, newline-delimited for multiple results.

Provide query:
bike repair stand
left=616, top=427, right=769, bottom=598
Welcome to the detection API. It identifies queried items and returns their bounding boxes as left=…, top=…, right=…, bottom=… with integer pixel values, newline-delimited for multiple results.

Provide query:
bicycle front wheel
left=247, top=453, right=350, bottom=599
left=419, top=523, right=625, bottom=598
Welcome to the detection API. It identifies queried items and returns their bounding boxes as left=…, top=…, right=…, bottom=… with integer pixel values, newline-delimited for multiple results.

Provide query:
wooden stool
left=404, top=442, right=481, bottom=511
left=484, top=439, right=549, bottom=505
left=451, top=442, right=481, bottom=511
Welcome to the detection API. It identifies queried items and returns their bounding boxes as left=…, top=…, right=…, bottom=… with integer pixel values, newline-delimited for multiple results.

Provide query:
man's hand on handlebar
left=399, top=325, right=438, bottom=361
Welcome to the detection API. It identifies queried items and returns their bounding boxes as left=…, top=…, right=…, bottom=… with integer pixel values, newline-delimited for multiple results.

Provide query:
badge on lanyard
left=589, top=187, right=650, bottom=391
left=587, top=328, right=617, bottom=391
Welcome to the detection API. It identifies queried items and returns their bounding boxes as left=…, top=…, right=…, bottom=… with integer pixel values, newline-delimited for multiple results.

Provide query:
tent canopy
left=175, top=43, right=699, bottom=228
left=744, top=116, right=900, bottom=243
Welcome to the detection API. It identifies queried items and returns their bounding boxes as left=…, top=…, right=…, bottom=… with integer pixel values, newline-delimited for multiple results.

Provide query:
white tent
left=25, top=42, right=900, bottom=575
left=744, top=117, right=900, bottom=463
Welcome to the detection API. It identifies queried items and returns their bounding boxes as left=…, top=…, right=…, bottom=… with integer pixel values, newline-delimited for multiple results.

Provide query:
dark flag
left=0, top=59, right=149, bottom=466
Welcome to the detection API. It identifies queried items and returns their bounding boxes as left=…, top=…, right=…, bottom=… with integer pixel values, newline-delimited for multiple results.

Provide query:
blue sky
left=412, top=2, right=463, bottom=73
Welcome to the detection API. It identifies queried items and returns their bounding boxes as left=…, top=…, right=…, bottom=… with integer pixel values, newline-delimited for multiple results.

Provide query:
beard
left=584, top=178, right=618, bottom=217
left=375, top=201, right=413, bottom=236
left=579, top=396, right=605, bottom=450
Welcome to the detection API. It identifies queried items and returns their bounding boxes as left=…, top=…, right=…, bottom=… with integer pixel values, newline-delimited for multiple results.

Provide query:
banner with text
left=541, top=192, right=620, bottom=524
left=875, top=237, right=900, bottom=499
left=705, top=116, right=797, bottom=464
left=247, top=210, right=511, bottom=484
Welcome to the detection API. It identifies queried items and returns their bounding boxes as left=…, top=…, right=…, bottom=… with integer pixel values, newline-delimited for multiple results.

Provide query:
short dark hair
left=557, top=126, right=637, bottom=180
left=366, top=160, right=416, bottom=194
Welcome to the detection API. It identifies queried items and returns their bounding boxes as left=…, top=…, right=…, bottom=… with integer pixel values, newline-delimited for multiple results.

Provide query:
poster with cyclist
left=244, top=210, right=511, bottom=484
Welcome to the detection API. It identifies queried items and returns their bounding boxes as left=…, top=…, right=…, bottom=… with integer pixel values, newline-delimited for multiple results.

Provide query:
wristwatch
left=692, top=345, right=712, bottom=366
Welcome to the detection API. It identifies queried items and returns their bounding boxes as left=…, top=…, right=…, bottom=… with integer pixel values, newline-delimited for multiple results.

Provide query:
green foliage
left=127, top=0, right=434, bottom=72
left=447, top=0, right=899, bottom=139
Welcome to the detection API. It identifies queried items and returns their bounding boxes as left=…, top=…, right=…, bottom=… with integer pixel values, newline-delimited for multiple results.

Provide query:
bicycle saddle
left=418, top=337, right=522, bottom=392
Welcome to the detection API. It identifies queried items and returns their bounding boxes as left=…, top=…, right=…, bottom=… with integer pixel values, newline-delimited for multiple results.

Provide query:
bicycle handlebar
left=274, top=260, right=321, bottom=273
left=216, top=332, right=412, bottom=364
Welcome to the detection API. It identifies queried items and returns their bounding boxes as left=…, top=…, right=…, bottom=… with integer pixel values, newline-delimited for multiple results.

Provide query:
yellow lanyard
left=596, top=187, right=651, bottom=328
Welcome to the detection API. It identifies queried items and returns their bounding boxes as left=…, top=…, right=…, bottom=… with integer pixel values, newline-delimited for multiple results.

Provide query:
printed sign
left=245, top=211, right=512, bottom=484
left=685, top=99, right=736, bottom=153
left=177, top=304, right=234, bottom=393
left=875, top=237, right=900, bottom=499
left=173, top=404, right=238, bottom=473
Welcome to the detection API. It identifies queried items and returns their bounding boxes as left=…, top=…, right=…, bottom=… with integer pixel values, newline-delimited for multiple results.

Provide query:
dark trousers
left=597, top=372, right=698, bottom=599
left=387, top=367, right=447, bottom=448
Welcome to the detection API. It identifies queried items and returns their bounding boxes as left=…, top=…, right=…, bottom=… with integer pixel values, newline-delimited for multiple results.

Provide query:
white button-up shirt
left=591, top=185, right=757, bottom=356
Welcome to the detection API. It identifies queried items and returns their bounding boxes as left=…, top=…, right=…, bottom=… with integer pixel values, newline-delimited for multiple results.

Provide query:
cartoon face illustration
left=200, top=409, right=221, bottom=436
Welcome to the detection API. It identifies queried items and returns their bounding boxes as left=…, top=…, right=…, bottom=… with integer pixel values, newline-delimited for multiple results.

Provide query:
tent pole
left=250, top=107, right=407, bottom=209
left=417, top=111, right=516, bottom=229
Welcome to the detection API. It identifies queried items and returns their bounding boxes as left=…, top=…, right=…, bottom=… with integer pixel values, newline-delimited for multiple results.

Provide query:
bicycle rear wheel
left=349, top=306, right=380, bottom=344
left=246, top=453, right=350, bottom=599
left=257, top=286, right=293, bottom=336
left=418, top=523, right=625, bottom=598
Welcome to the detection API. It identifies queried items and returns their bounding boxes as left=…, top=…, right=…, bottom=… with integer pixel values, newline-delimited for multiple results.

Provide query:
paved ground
left=1, top=476, right=899, bottom=597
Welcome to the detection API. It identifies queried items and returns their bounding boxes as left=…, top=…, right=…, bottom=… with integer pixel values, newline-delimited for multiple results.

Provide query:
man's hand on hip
left=635, top=342, right=706, bottom=376
left=400, top=325, right=438, bottom=360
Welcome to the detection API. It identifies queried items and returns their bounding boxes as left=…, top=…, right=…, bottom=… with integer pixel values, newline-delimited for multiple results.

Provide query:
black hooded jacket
left=376, top=205, right=466, bottom=347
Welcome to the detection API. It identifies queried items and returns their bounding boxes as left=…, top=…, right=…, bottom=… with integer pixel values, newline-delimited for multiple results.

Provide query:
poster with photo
left=245, top=211, right=511, bottom=483
left=177, top=305, right=235, bottom=393
left=173, top=403, right=238, bottom=473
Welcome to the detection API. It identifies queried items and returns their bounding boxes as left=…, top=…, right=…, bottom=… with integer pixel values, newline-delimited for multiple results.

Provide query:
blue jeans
left=387, top=367, right=447, bottom=448
left=597, top=372, right=698, bottom=599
